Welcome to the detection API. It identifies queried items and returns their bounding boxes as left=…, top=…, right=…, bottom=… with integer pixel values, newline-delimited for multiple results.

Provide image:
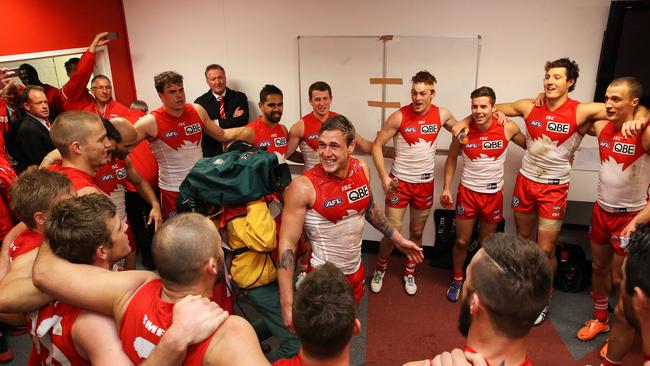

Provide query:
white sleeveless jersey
left=391, top=104, right=442, bottom=183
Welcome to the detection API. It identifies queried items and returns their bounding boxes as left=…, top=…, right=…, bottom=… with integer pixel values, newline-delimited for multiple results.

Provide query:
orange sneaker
left=577, top=319, right=610, bottom=341
left=599, top=340, right=608, bottom=359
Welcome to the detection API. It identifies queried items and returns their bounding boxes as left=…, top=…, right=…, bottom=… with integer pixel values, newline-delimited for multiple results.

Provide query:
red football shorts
left=385, top=175, right=434, bottom=210
left=455, top=184, right=503, bottom=224
left=511, top=173, right=568, bottom=220
left=160, top=189, right=179, bottom=221
left=589, top=203, right=637, bottom=256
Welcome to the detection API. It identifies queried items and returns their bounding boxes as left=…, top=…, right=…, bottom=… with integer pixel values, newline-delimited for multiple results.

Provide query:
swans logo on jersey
left=390, top=195, right=399, bottom=205
left=482, top=140, right=503, bottom=150
left=614, top=142, right=635, bottom=155
left=512, top=196, right=520, bottom=207
left=274, top=137, right=287, bottom=147
left=403, top=127, right=417, bottom=133
left=347, top=185, right=369, bottom=203
left=456, top=204, right=465, bottom=215
left=530, top=120, right=542, bottom=128
left=324, top=197, right=343, bottom=208
left=421, top=124, right=438, bottom=134
left=184, top=123, right=201, bottom=135
left=546, top=121, right=570, bottom=134
left=116, top=167, right=127, bottom=179
left=164, top=131, right=179, bottom=138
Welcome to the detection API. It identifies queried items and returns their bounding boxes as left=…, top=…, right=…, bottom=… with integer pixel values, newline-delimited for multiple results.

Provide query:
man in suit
left=194, top=64, right=249, bottom=157
left=13, top=86, right=55, bottom=172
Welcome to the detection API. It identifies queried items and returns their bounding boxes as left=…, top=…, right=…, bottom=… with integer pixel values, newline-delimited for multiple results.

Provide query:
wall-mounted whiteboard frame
left=297, top=34, right=481, bottom=151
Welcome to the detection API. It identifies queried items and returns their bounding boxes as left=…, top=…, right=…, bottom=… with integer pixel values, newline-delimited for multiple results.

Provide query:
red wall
left=0, top=0, right=136, bottom=104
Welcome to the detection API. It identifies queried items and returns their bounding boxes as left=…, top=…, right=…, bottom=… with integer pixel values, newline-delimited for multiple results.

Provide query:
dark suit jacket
left=14, top=114, right=55, bottom=172
left=194, top=87, right=249, bottom=157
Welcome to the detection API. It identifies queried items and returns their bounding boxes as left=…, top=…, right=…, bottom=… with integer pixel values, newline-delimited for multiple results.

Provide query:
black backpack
left=177, top=141, right=292, bottom=214
left=555, top=242, right=591, bottom=293
left=429, top=209, right=505, bottom=269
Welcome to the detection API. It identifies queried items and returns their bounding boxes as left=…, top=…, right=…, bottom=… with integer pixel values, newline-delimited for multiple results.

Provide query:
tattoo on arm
left=364, top=195, right=395, bottom=239
left=279, top=249, right=295, bottom=270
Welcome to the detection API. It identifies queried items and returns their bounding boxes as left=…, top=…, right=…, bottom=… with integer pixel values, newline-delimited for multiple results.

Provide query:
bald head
left=50, top=111, right=104, bottom=158
left=153, top=213, right=222, bottom=287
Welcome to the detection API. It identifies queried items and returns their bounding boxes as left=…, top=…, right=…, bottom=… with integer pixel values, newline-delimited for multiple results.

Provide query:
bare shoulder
left=288, top=119, right=305, bottom=136
left=204, top=315, right=269, bottom=366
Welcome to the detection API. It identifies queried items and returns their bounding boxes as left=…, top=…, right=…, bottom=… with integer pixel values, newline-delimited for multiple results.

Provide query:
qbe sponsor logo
left=347, top=185, right=369, bottom=203
left=421, top=124, right=438, bottom=134
left=184, top=123, right=201, bottom=135
left=613, top=142, right=635, bottom=155
left=482, top=140, right=503, bottom=150
left=546, top=121, right=570, bottom=134
left=116, top=167, right=127, bottom=179
left=274, top=137, right=287, bottom=147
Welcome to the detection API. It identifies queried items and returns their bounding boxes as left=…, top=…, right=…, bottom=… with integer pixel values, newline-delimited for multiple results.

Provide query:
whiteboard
left=298, top=36, right=384, bottom=138
left=298, top=35, right=480, bottom=148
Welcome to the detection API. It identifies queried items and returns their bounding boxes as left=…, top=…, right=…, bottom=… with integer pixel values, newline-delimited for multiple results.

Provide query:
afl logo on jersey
left=116, top=168, right=127, bottom=179
left=307, top=134, right=318, bottom=141
left=403, top=127, right=417, bottom=133
left=482, top=140, right=503, bottom=150
left=324, top=197, right=343, bottom=208
left=165, top=131, right=179, bottom=138
left=274, top=137, right=287, bottom=147
left=614, top=142, right=635, bottom=155
left=421, top=124, right=438, bottom=134
left=100, top=173, right=114, bottom=182
left=258, top=141, right=272, bottom=148
left=465, top=143, right=479, bottom=149
left=599, top=141, right=610, bottom=149
left=184, top=123, right=201, bottom=135
left=546, top=121, right=570, bottom=134
left=347, top=185, right=369, bottom=203
left=530, top=120, right=542, bottom=128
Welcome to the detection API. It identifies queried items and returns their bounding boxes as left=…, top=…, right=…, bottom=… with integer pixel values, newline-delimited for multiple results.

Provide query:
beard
left=458, top=294, right=472, bottom=337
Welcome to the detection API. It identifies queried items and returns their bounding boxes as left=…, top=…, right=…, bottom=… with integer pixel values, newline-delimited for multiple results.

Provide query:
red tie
left=218, top=95, right=226, bottom=119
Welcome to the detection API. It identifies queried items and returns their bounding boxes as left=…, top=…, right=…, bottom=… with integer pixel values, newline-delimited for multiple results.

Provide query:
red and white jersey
left=247, top=117, right=288, bottom=159
left=95, top=157, right=128, bottom=220
left=303, top=158, right=370, bottom=275
left=8, top=229, right=42, bottom=263
left=83, top=100, right=130, bottom=119
left=392, top=104, right=442, bottom=183
left=28, top=301, right=89, bottom=366
left=149, top=104, right=203, bottom=192
left=460, top=118, right=508, bottom=193
left=300, top=111, right=337, bottom=171
left=48, top=165, right=98, bottom=192
left=521, top=99, right=583, bottom=184
left=0, top=163, right=17, bottom=241
left=120, top=279, right=212, bottom=365
left=596, top=121, right=650, bottom=213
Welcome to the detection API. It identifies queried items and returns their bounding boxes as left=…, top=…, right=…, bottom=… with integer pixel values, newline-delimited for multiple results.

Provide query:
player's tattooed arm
left=364, top=194, right=396, bottom=239
left=279, top=249, right=296, bottom=271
